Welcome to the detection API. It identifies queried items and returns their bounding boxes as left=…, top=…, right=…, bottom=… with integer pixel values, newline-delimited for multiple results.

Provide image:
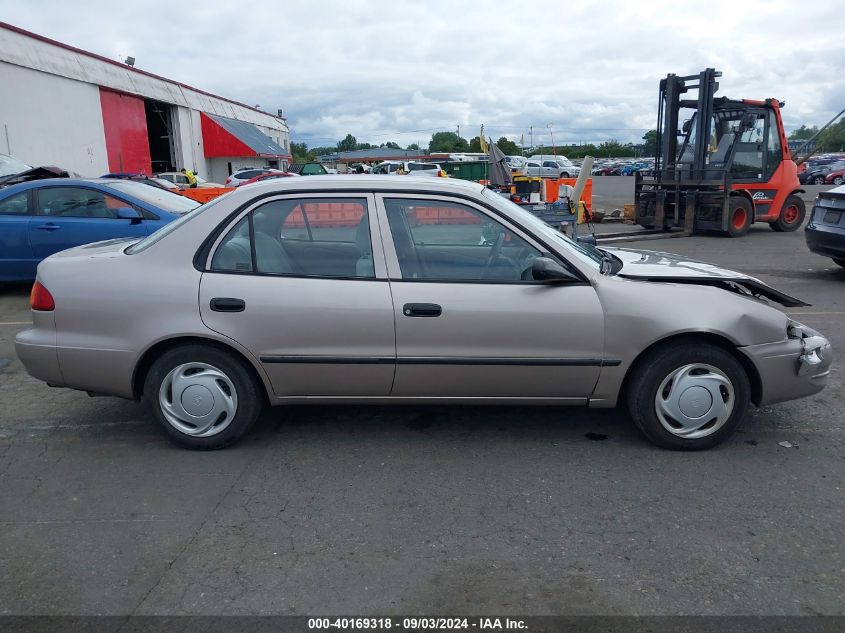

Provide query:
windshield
left=0, top=154, right=32, bottom=177
left=104, top=180, right=200, bottom=214
left=481, top=189, right=603, bottom=271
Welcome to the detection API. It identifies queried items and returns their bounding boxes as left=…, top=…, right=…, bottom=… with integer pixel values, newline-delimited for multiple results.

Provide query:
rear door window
left=0, top=191, right=30, bottom=215
left=212, top=197, right=375, bottom=278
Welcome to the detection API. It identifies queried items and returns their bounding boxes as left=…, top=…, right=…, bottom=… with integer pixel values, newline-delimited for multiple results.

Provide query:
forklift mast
left=655, top=68, right=721, bottom=183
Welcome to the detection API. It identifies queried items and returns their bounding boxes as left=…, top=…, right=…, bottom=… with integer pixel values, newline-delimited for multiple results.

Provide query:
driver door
left=376, top=194, right=606, bottom=400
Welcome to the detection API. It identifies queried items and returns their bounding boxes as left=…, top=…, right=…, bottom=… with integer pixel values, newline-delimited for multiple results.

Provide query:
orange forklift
left=635, top=68, right=805, bottom=237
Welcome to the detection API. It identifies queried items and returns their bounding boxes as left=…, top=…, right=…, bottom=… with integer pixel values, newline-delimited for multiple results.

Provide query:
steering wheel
left=483, top=231, right=506, bottom=272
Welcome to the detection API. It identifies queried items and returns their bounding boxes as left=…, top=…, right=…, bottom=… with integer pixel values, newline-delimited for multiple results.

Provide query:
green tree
left=818, top=120, right=845, bottom=152
left=406, top=143, right=420, bottom=151
left=428, top=131, right=469, bottom=153
left=468, top=136, right=482, bottom=152
left=496, top=137, right=520, bottom=155
left=789, top=125, right=819, bottom=140
left=311, top=146, right=336, bottom=156
left=337, top=134, right=358, bottom=152
left=291, top=142, right=312, bottom=162
left=383, top=141, right=401, bottom=149
left=642, top=130, right=659, bottom=157
left=357, top=142, right=372, bottom=150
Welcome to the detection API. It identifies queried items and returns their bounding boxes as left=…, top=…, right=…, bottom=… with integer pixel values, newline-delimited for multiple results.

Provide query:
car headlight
left=787, top=319, right=806, bottom=339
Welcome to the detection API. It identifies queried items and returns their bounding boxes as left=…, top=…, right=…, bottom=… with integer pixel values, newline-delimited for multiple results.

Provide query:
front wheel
left=143, top=345, right=263, bottom=449
left=725, top=197, right=752, bottom=237
left=813, top=176, right=826, bottom=185
left=832, top=176, right=843, bottom=185
left=626, top=343, right=750, bottom=450
left=769, top=194, right=806, bottom=232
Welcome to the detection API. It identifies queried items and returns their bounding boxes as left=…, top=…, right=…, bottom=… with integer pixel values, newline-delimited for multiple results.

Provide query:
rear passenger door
left=199, top=193, right=397, bottom=397
left=0, top=190, right=37, bottom=281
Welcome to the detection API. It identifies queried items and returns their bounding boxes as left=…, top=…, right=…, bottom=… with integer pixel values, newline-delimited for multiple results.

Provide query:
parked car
left=529, top=155, right=580, bottom=178
left=505, top=155, right=528, bottom=175
left=805, top=184, right=845, bottom=267
left=101, top=173, right=182, bottom=192
left=799, top=160, right=845, bottom=185
left=823, top=167, right=845, bottom=186
left=15, top=176, right=831, bottom=451
left=225, top=168, right=284, bottom=187
left=0, top=178, right=199, bottom=281
left=371, top=161, right=445, bottom=177
left=525, top=159, right=567, bottom=178
left=0, top=153, right=71, bottom=186
left=240, top=171, right=300, bottom=186
left=288, top=163, right=329, bottom=176
left=156, top=172, right=225, bottom=188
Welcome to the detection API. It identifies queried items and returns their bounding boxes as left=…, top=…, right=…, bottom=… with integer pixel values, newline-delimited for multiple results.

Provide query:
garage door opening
left=144, top=99, right=175, bottom=174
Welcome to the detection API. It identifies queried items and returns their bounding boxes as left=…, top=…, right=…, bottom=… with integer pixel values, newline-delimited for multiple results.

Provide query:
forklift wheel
left=770, top=195, right=806, bottom=232
left=726, top=197, right=752, bottom=237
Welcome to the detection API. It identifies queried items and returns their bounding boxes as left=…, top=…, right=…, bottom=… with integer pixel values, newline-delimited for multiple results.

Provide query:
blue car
left=0, top=178, right=200, bottom=282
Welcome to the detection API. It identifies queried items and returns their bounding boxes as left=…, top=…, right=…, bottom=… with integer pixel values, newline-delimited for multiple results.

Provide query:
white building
left=0, top=22, right=291, bottom=183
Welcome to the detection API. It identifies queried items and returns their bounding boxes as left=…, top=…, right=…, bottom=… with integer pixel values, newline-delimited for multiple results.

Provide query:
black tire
left=832, top=176, right=843, bottom=185
left=143, top=344, right=263, bottom=449
left=626, top=342, right=750, bottom=450
left=812, top=176, right=826, bottom=185
left=834, top=258, right=845, bottom=268
left=769, top=194, right=806, bottom=232
left=560, top=172, right=570, bottom=178
left=725, top=197, right=752, bottom=237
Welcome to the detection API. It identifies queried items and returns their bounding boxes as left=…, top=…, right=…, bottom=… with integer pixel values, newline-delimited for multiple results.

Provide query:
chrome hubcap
left=654, top=363, right=734, bottom=439
left=159, top=362, right=238, bottom=437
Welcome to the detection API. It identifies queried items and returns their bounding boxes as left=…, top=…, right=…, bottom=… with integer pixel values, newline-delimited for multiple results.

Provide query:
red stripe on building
left=200, top=112, right=257, bottom=158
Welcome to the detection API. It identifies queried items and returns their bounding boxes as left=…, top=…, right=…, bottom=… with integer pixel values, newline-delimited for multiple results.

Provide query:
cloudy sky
left=2, top=0, right=843, bottom=149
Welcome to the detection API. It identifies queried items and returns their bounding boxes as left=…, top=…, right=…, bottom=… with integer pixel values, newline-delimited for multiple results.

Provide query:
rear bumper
left=805, top=223, right=845, bottom=259
left=14, top=326, right=64, bottom=387
left=740, top=330, right=832, bottom=406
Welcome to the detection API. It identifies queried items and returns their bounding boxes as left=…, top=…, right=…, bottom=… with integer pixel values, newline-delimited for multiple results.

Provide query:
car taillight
left=30, top=281, right=55, bottom=311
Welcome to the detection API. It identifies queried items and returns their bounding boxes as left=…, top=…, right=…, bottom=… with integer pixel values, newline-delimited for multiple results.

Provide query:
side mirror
left=682, top=119, right=692, bottom=134
left=531, top=257, right=579, bottom=283
left=116, top=207, right=142, bottom=222
left=576, top=234, right=597, bottom=246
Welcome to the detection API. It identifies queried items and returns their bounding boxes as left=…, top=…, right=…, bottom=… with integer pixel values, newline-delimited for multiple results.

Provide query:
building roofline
left=0, top=20, right=283, bottom=122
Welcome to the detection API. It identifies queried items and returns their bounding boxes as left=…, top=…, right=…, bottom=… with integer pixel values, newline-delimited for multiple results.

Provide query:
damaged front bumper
left=740, top=322, right=833, bottom=406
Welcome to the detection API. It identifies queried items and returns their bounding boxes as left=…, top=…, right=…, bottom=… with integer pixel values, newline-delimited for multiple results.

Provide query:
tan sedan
left=15, top=177, right=832, bottom=450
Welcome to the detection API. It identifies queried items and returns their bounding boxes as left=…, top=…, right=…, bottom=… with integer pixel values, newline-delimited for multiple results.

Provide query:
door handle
left=210, top=297, right=246, bottom=312
left=403, top=303, right=442, bottom=317
left=35, top=223, right=61, bottom=231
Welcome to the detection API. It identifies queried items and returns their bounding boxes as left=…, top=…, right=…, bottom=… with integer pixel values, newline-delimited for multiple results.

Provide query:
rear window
left=104, top=181, right=199, bottom=214
left=125, top=196, right=226, bottom=255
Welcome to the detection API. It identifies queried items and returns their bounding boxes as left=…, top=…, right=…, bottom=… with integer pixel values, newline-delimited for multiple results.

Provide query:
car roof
left=0, top=177, right=166, bottom=197
left=223, top=174, right=486, bottom=196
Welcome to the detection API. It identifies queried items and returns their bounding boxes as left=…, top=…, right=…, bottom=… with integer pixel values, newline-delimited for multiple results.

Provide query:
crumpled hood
left=603, top=246, right=810, bottom=307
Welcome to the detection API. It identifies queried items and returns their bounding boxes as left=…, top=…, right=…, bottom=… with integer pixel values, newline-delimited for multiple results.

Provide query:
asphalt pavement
left=0, top=196, right=842, bottom=617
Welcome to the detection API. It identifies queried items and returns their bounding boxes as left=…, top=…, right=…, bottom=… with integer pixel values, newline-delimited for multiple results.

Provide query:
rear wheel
left=769, top=195, right=806, bottom=232
left=626, top=343, right=750, bottom=450
left=725, top=197, right=752, bottom=237
left=812, top=176, right=826, bottom=185
left=143, top=345, right=263, bottom=449
left=833, top=176, right=843, bottom=185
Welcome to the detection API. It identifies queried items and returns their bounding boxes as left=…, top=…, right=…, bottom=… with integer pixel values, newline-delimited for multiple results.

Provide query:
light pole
left=548, top=123, right=555, bottom=156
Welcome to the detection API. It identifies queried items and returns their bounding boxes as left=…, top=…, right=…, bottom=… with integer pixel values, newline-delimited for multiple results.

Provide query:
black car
left=799, top=159, right=845, bottom=185
left=805, top=186, right=845, bottom=267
